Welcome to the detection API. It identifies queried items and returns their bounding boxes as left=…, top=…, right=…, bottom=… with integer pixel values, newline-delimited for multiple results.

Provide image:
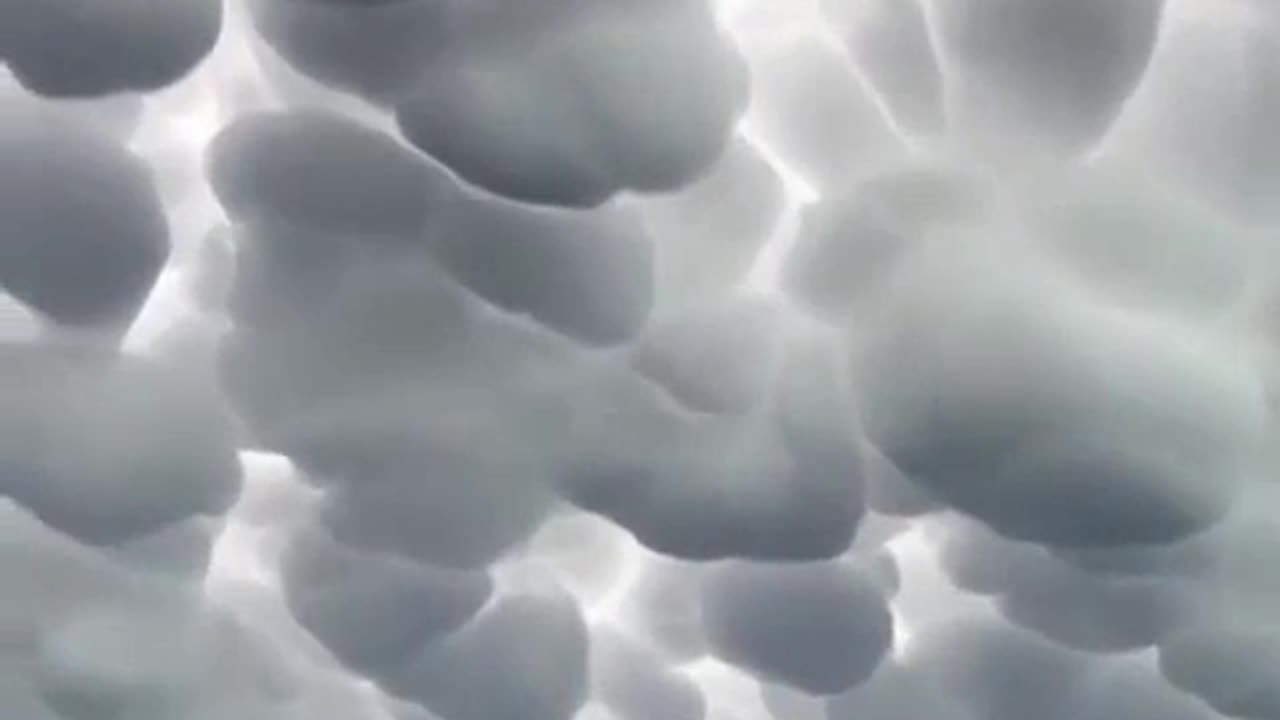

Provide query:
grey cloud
left=0, top=0, right=221, bottom=96
left=34, top=593, right=295, bottom=720
left=1018, top=168, right=1253, bottom=318
left=0, top=344, right=240, bottom=545
left=932, top=0, right=1165, bottom=158
left=0, top=107, right=168, bottom=331
left=701, top=560, right=893, bottom=695
left=629, top=295, right=785, bottom=415
left=279, top=522, right=493, bottom=675
left=824, top=661, right=963, bottom=720
left=1101, top=12, right=1280, bottom=223
left=428, top=194, right=654, bottom=347
left=9, top=3, right=1280, bottom=720
left=387, top=592, right=590, bottom=720
left=937, top=517, right=1195, bottom=652
left=861, top=444, right=940, bottom=518
left=781, top=161, right=992, bottom=325
left=250, top=0, right=746, bottom=205
left=1160, top=622, right=1280, bottom=720
left=858, top=246, right=1266, bottom=548
left=394, top=3, right=747, bottom=207
left=207, top=110, right=444, bottom=237
left=561, top=331, right=865, bottom=561
left=613, top=556, right=708, bottom=663
left=590, top=625, right=706, bottom=720
left=1070, top=661, right=1221, bottom=720
left=901, top=614, right=1090, bottom=720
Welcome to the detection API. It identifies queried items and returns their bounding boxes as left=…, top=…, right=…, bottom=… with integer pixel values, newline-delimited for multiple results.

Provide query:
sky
left=3, top=1, right=1280, bottom=719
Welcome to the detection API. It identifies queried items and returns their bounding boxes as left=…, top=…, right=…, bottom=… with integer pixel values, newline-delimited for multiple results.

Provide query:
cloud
left=701, top=560, right=893, bottom=695
left=249, top=0, right=747, bottom=205
left=8, top=2, right=1280, bottom=719
left=0, top=345, right=240, bottom=545
left=857, top=244, right=1266, bottom=547
left=0, top=0, right=221, bottom=96
left=0, top=107, right=169, bottom=331
left=207, top=110, right=444, bottom=236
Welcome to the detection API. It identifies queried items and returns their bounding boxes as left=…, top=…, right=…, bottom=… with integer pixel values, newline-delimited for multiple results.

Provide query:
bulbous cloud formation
left=428, top=193, right=655, bottom=347
left=857, top=243, right=1265, bottom=548
left=247, top=0, right=748, bottom=206
left=385, top=592, right=590, bottom=720
left=0, top=499, right=392, bottom=720
left=206, top=110, right=443, bottom=236
left=12, top=1, right=1280, bottom=720
left=279, top=522, right=494, bottom=675
left=929, top=0, right=1166, bottom=158
left=781, top=160, right=995, bottom=324
left=0, top=344, right=240, bottom=545
left=0, top=0, right=221, bottom=96
left=629, top=294, right=785, bottom=415
left=701, top=560, right=893, bottom=694
left=935, top=516, right=1196, bottom=652
left=1015, top=168, right=1253, bottom=318
left=0, top=106, right=169, bottom=333
left=560, top=328, right=867, bottom=561
left=1102, top=3, right=1280, bottom=223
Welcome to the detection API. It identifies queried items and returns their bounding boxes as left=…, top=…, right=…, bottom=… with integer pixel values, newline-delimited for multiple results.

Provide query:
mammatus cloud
left=3, top=0, right=1280, bottom=719
left=0, top=106, right=170, bottom=333
left=0, top=0, right=221, bottom=96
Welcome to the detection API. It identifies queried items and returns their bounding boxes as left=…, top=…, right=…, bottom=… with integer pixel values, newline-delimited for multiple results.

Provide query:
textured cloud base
left=3, top=1, right=1280, bottom=719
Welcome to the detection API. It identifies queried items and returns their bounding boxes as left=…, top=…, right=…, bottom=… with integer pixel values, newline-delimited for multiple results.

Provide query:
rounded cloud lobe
left=0, top=108, right=170, bottom=332
left=249, top=0, right=748, bottom=206
left=0, top=0, right=221, bottom=97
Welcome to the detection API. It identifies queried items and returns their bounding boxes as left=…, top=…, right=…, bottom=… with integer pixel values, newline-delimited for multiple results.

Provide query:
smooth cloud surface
left=4, top=1, right=1280, bottom=719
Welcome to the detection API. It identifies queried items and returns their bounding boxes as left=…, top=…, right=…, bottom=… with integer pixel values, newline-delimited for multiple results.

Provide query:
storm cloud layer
left=4, top=1, right=1280, bottom=719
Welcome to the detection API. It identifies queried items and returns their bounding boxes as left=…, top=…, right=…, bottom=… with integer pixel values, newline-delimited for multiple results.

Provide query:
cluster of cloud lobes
left=6, top=0, right=1280, bottom=718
